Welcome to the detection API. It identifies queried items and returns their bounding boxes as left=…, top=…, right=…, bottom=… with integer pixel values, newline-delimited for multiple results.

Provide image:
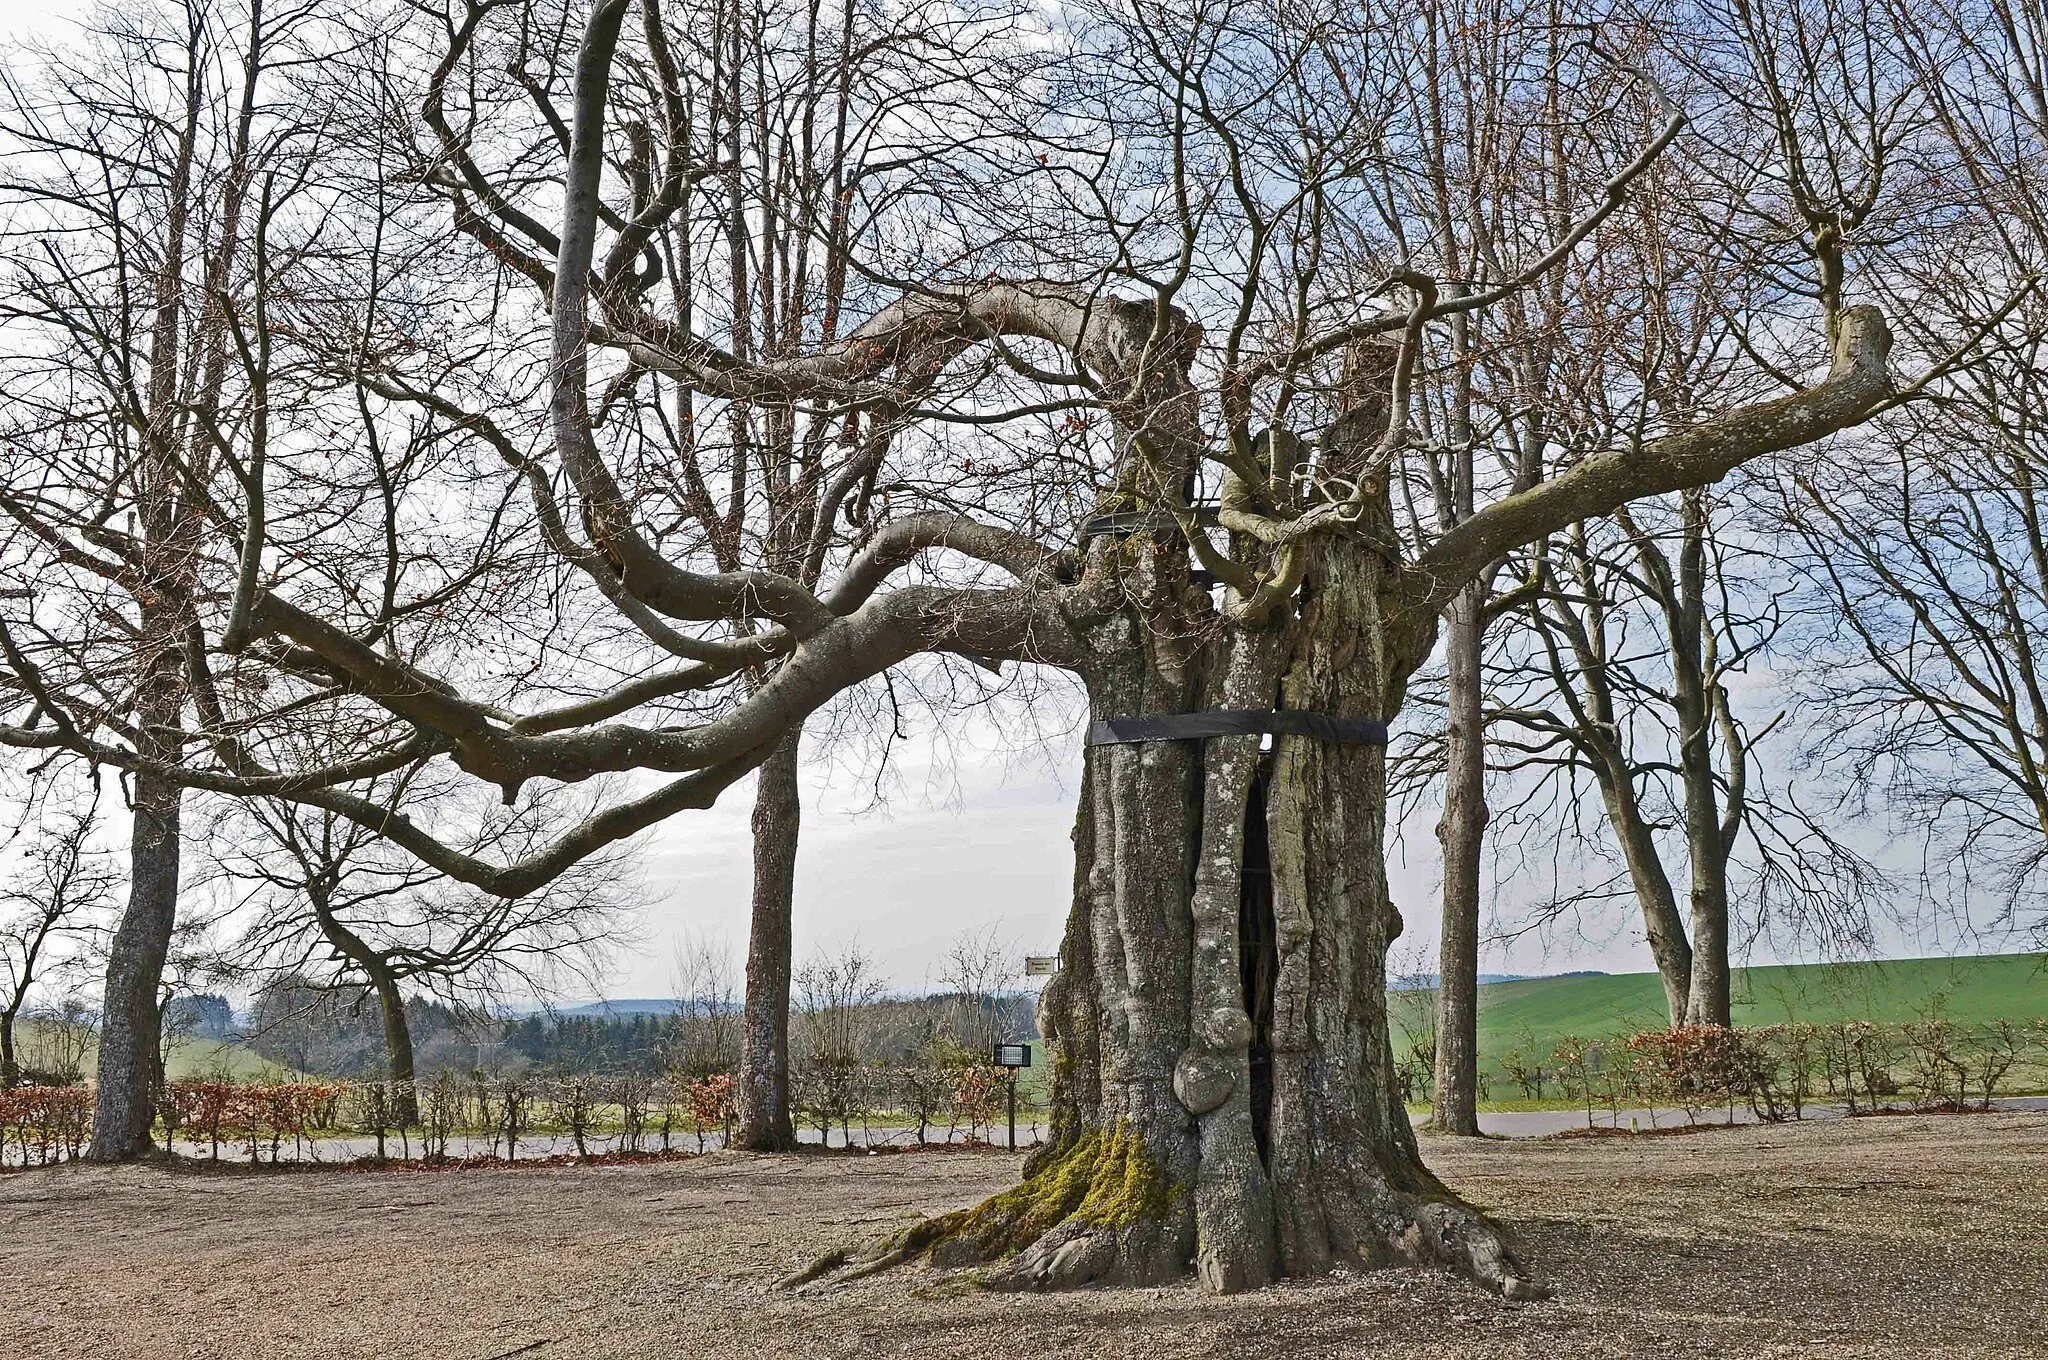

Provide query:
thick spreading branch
left=1404, top=306, right=1894, bottom=611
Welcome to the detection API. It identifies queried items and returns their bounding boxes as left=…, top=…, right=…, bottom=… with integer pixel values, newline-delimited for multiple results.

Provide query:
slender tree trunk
left=1684, top=818, right=1732, bottom=1026
left=1676, top=683, right=1731, bottom=1026
left=88, top=762, right=182, bottom=1161
left=737, top=731, right=801, bottom=1150
left=1, top=1011, right=17, bottom=1089
left=1590, top=765, right=1695, bottom=1025
left=1431, top=581, right=1487, bottom=1135
left=86, top=11, right=200, bottom=1165
left=1430, top=289, right=1490, bottom=1137
left=1539, top=535, right=1700, bottom=1027
left=1672, top=494, right=1731, bottom=1027
left=371, top=970, right=420, bottom=1128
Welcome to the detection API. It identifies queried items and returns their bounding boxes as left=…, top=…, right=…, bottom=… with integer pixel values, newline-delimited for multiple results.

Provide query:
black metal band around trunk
left=1085, top=710, right=1390, bottom=747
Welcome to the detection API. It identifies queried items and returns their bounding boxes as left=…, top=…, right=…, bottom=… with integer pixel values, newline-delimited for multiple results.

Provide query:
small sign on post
left=991, top=1043, right=1031, bottom=1150
left=1024, top=955, right=1061, bottom=977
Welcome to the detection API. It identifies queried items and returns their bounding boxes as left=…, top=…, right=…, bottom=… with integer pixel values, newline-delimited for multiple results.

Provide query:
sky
left=1, top=0, right=70, bottom=37
left=632, top=723, right=1089, bottom=998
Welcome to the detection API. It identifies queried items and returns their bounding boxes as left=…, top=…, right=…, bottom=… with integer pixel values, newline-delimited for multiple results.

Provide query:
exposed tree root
left=781, top=1124, right=1547, bottom=1300
left=772, top=1246, right=849, bottom=1289
left=1387, top=1195, right=1548, bottom=1302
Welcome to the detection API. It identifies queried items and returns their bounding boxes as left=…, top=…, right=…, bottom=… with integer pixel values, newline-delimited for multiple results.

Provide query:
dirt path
left=3, top=1113, right=2042, bottom=1359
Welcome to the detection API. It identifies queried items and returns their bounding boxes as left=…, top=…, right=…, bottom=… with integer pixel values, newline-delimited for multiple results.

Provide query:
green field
left=1390, top=951, right=2048, bottom=1085
left=13, top=1019, right=303, bottom=1084
left=161, top=1036, right=308, bottom=1082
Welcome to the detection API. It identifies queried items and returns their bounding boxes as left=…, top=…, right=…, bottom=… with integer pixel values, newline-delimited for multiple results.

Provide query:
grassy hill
left=12, top=1018, right=305, bottom=1085
left=162, top=1036, right=308, bottom=1082
left=1391, top=951, right=2048, bottom=1083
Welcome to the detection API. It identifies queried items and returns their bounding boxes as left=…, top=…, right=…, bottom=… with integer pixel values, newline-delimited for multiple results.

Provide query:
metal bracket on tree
left=1079, top=504, right=1222, bottom=540
left=1085, top=710, right=1390, bottom=746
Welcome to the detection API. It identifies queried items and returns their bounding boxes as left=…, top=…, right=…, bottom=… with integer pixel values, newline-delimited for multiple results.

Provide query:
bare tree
left=934, top=923, right=1020, bottom=1057
left=0, top=0, right=337, bottom=1155
left=1493, top=495, right=1885, bottom=1022
left=1368, top=0, right=1590, bottom=1136
left=18, top=996, right=99, bottom=1085
left=0, top=807, right=116, bottom=1087
left=297, top=0, right=1033, bottom=1150
left=1396, top=0, right=1941, bottom=1065
left=214, top=785, right=628, bottom=1122
left=1481, top=0, right=2014, bottom=1020
left=1764, top=0, right=2048, bottom=937
left=667, top=929, right=741, bottom=1077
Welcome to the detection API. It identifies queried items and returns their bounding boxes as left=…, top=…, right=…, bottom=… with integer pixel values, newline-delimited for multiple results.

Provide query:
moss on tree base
left=781, top=1122, right=1185, bottom=1290
left=922, top=1122, right=1172, bottom=1259
left=779, top=1118, right=1546, bottom=1299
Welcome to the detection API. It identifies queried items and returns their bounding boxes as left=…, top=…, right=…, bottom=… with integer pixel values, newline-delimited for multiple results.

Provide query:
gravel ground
left=2, top=1112, right=2042, bottom=1360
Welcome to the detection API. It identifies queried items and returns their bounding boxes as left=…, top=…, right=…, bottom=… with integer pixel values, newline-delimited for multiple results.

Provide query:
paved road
left=169, top=1095, right=2048, bottom=1166
left=1441, top=1093, right=2048, bottom=1138
left=17, top=1098, right=2043, bottom=1170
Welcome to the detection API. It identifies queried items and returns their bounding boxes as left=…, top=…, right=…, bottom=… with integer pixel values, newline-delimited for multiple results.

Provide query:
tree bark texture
left=1673, top=493, right=1732, bottom=1026
left=737, top=730, right=801, bottom=1150
left=85, top=23, right=205, bottom=1160
left=1594, top=765, right=1695, bottom=1025
left=88, top=763, right=181, bottom=1160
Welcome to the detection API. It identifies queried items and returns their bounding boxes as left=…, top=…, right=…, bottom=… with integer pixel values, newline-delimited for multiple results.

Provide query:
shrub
left=611, top=1075, right=651, bottom=1152
left=162, top=1080, right=238, bottom=1159
left=948, top=1056, right=1006, bottom=1144
left=420, top=1071, right=460, bottom=1161
left=681, top=1073, right=734, bottom=1152
left=498, top=1076, right=533, bottom=1160
left=794, top=1052, right=864, bottom=1144
left=231, top=1083, right=342, bottom=1163
left=1550, top=1035, right=1594, bottom=1127
left=897, top=1059, right=952, bottom=1146
left=1622, top=1026, right=1763, bottom=1124
left=1500, top=1047, right=1546, bottom=1101
left=550, top=1077, right=599, bottom=1159
left=0, top=1084, right=91, bottom=1165
left=1610, top=1018, right=2048, bottom=1122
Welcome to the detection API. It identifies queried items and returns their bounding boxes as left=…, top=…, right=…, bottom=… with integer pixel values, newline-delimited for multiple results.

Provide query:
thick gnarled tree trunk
left=804, top=535, right=1541, bottom=1299
left=1254, top=539, right=1523, bottom=1290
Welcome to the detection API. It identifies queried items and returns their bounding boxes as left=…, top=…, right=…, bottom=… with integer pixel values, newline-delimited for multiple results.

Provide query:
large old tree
left=0, top=0, right=1944, bottom=1297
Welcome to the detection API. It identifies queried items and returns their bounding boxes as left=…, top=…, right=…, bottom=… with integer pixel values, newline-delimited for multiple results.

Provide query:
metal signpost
left=992, top=1042, right=1032, bottom=1150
